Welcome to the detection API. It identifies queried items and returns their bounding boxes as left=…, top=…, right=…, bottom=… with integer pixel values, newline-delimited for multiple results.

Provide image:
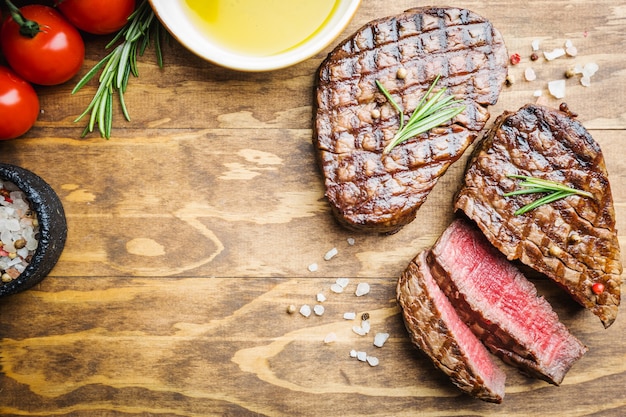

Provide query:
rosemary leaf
left=505, top=174, right=594, bottom=215
left=376, top=75, right=465, bottom=154
left=72, top=0, right=164, bottom=138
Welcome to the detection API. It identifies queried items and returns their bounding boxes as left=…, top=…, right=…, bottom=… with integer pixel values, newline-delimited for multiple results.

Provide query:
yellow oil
left=183, top=0, right=339, bottom=56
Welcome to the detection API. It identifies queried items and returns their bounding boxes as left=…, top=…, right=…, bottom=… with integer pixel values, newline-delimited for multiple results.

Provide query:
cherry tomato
left=1, top=5, right=85, bottom=86
left=0, top=66, right=40, bottom=140
left=57, top=0, right=135, bottom=35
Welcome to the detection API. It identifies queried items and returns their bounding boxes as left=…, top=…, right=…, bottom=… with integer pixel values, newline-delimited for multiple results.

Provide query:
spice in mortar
left=0, top=179, right=39, bottom=284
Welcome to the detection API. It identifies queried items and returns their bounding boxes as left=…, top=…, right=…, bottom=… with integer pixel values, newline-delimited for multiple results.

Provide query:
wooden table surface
left=1, top=1, right=625, bottom=415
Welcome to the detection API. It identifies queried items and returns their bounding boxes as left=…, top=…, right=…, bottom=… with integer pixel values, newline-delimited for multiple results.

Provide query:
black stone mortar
left=0, top=163, right=67, bottom=297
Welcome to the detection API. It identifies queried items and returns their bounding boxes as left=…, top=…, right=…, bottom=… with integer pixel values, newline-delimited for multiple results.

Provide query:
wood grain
left=1, top=1, right=625, bottom=416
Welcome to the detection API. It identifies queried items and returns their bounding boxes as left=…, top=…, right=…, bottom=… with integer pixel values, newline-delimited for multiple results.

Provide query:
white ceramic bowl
left=149, top=0, right=361, bottom=72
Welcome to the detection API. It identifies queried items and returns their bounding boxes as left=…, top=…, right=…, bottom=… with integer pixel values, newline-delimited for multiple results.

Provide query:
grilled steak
left=314, top=7, right=508, bottom=233
left=397, top=251, right=506, bottom=403
left=429, top=218, right=587, bottom=385
left=455, top=104, right=622, bottom=328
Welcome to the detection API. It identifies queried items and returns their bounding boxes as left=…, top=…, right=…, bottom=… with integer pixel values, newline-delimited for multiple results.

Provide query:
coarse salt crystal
left=352, top=325, right=367, bottom=336
left=316, top=293, right=326, bottom=303
left=548, top=79, right=566, bottom=99
left=343, top=312, right=356, bottom=320
left=347, top=237, right=355, bottom=246
left=324, top=332, right=337, bottom=344
left=324, top=247, right=338, bottom=261
left=582, top=62, right=599, bottom=77
left=299, top=304, right=312, bottom=317
left=544, top=48, right=566, bottom=61
left=330, top=283, right=344, bottom=294
left=349, top=349, right=358, bottom=358
left=374, top=333, right=390, bottom=348
left=524, top=67, right=537, bottom=81
left=533, top=89, right=543, bottom=97
left=336, top=277, right=349, bottom=288
left=366, top=356, right=379, bottom=367
left=355, top=282, right=370, bottom=297
left=313, top=304, right=325, bottom=316
left=356, top=351, right=367, bottom=362
left=566, top=46, right=578, bottom=56
left=531, top=39, right=540, bottom=51
left=308, top=263, right=318, bottom=272
left=361, top=319, right=371, bottom=334
left=580, top=76, right=592, bottom=87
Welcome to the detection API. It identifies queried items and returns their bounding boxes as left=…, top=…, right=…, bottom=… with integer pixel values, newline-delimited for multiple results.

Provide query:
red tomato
left=57, top=0, right=136, bottom=35
left=1, top=5, right=84, bottom=86
left=0, top=66, right=40, bottom=140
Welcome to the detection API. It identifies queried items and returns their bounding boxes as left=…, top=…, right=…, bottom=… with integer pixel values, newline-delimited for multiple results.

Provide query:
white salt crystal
left=313, top=305, right=325, bottom=316
left=524, top=67, right=537, bottom=81
left=316, top=293, right=326, bottom=303
left=299, top=304, right=312, bottom=317
left=531, top=39, right=540, bottom=51
left=564, top=39, right=573, bottom=48
left=374, top=333, right=390, bottom=348
left=343, top=312, right=356, bottom=320
left=361, top=320, right=371, bottom=334
left=349, top=349, right=358, bottom=358
left=347, top=237, right=355, bottom=246
left=366, top=356, right=380, bottom=367
left=324, top=247, right=338, bottom=261
left=336, top=277, right=349, bottom=288
left=544, top=48, right=566, bottom=61
left=582, top=62, right=599, bottom=77
left=356, top=351, right=367, bottom=362
left=355, top=282, right=370, bottom=297
left=324, top=332, right=337, bottom=344
left=352, top=325, right=367, bottom=336
left=307, top=263, right=318, bottom=272
left=330, top=283, right=344, bottom=294
left=566, top=46, right=578, bottom=56
left=533, top=89, right=543, bottom=97
left=548, top=79, right=566, bottom=99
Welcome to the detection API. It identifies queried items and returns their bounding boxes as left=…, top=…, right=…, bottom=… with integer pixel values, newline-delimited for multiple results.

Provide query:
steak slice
left=397, top=251, right=506, bottom=403
left=429, top=218, right=587, bottom=385
left=314, top=7, right=508, bottom=233
left=455, top=104, right=622, bottom=328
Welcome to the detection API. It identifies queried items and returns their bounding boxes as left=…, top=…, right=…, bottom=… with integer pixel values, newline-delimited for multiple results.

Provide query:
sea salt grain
left=313, top=305, right=325, bottom=316
left=366, top=356, right=379, bottom=367
left=308, top=263, right=318, bottom=272
left=324, top=333, right=337, bottom=344
left=316, top=293, right=326, bottom=303
left=374, top=333, right=390, bottom=348
left=324, top=247, right=338, bottom=261
left=336, top=277, right=349, bottom=288
left=548, top=79, right=566, bottom=99
left=347, top=237, right=355, bottom=246
left=330, top=283, right=344, bottom=294
left=299, top=305, right=312, bottom=317
left=1, top=180, right=39, bottom=285
left=343, top=312, right=356, bottom=320
left=355, top=282, right=370, bottom=297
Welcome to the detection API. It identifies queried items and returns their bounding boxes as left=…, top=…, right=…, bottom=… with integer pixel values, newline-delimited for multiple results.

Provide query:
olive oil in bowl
left=183, top=0, right=339, bottom=56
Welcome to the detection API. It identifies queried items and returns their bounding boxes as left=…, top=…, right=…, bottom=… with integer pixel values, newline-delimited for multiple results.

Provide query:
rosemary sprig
left=375, top=74, right=466, bottom=154
left=504, top=174, right=594, bottom=215
left=72, top=0, right=164, bottom=138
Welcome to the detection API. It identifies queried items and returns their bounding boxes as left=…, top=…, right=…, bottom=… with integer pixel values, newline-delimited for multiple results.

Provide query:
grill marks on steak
left=429, top=218, right=587, bottom=385
left=314, top=7, right=508, bottom=233
left=455, top=104, right=622, bottom=327
left=397, top=251, right=506, bottom=403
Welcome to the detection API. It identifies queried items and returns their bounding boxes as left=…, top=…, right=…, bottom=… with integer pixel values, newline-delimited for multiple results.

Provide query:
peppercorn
left=530, top=52, right=539, bottom=61
left=509, top=53, right=521, bottom=65
left=396, top=67, right=407, bottom=79
left=361, top=312, right=370, bottom=321
left=591, top=282, right=605, bottom=295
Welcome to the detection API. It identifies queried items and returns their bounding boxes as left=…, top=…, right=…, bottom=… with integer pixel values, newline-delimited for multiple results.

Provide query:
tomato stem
left=4, top=0, right=41, bottom=38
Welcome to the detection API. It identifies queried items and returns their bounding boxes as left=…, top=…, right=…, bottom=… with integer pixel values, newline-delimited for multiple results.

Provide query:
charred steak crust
left=455, top=104, right=622, bottom=328
left=314, top=7, right=508, bottom=233
left=397, top=251, right=506, bottom=403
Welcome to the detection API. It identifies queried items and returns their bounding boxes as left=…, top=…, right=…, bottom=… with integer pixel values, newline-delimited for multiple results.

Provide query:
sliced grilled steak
left=314, top=7, right=508, bottom=233
left=455, top=104, right=622, bottom=328
left=430, top=218, right=587, bottom=385
left=397, top=250, right=506, bottom=403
